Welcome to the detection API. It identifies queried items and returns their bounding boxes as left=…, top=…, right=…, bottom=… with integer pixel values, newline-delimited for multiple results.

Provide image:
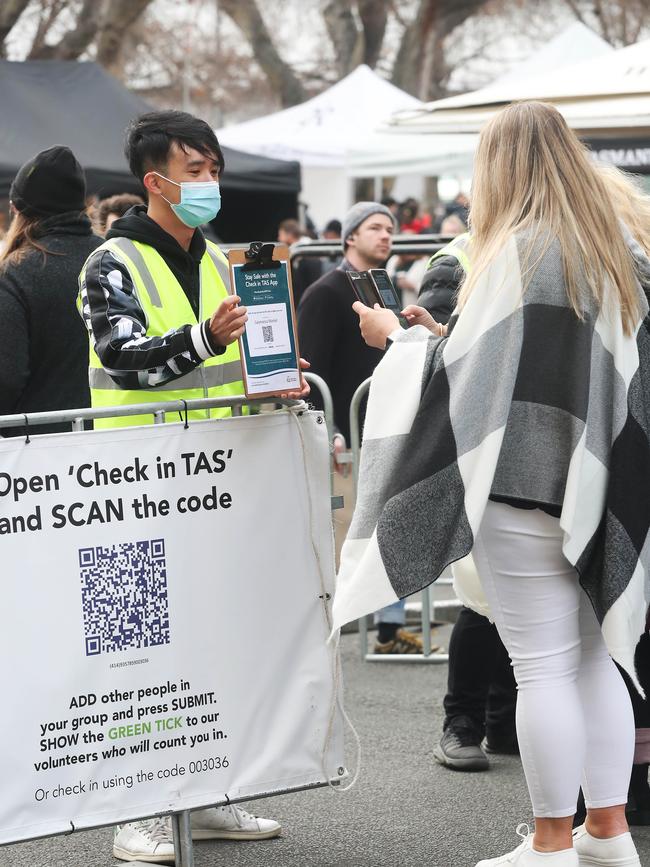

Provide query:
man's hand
left=401, top=304, right=447, bottom=336
left=352, top=302, right=400, bottom=349
left=209, top=296, right=248, bottom=347
left=277, top=357, right=311, bottom=400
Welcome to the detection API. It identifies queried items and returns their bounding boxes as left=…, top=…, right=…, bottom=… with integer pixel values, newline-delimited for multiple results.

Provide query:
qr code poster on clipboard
left=228, top=244, right=301, bottom=399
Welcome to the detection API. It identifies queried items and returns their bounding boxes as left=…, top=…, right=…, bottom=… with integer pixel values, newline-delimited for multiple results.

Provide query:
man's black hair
left=125, top=110, right=225, bottom=182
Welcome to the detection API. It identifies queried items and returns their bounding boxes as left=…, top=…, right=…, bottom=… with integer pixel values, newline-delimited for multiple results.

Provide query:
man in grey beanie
left=340, top=200, right=396, bottom=254
left=298, top=200, right=396, bottom=443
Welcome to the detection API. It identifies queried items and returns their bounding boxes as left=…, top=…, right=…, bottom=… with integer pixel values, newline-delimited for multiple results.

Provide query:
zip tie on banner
left=289, top=408, right=361, bottom=794
left=23, top=414, right=31, bottom=444
left=65, top=821, right=75, bottom=835
left=179, top=400, right=189, bottom=430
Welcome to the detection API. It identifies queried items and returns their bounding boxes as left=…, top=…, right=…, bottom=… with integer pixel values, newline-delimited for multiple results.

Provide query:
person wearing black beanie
left=0, top=145, right=102, bottom=434
left=9, top=145, right=87, bottom=218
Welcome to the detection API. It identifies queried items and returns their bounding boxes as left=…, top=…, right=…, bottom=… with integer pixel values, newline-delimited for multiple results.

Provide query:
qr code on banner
left=262, top=325, right=274, bottom=344
left=79, top=539, right=170, bottom=657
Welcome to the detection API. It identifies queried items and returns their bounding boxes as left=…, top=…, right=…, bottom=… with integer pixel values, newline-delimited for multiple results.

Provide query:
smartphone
left=346, top=270, right=381, bottom=307
left=347, top=269, right=408, bottom=328
left=368, top=269, right=403, bottom=318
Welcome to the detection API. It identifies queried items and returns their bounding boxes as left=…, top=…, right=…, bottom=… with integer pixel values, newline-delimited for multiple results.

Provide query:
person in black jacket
left=0, top=145, right=102, bottom=435
left=418, top=241, right=519, bottom=770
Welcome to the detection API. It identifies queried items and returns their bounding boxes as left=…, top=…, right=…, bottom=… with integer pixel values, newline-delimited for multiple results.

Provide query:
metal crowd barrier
left=303, top=372, right=343, bottom=508
left=0, top=393, right=337, bottom=867
left=349, top=378, right=456, bottom=664
left=289, top=233, right=454, bottom=267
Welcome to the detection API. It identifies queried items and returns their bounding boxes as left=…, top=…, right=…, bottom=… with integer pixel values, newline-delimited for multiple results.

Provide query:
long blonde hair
left=460, top=101, right=643, bottom=335
left=597, top=163, right=650, bottom=256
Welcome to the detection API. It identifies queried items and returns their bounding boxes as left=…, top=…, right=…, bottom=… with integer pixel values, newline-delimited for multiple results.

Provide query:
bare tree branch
left=0, top=0, right=30, bottom=56
left=562, top=0, right=591, bottom=29
left=220, top=0, right=307, bottom=106
left=387, top=0, right=409, bottom=28
left=29, top=0, right=104, bottom=60
left=29, top=0, right=68, bottom=58
left=562, top=0, right=650, bottom=46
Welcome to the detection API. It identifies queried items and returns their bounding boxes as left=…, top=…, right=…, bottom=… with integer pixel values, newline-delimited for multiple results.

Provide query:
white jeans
left=473, top=501, right=635, bottom=818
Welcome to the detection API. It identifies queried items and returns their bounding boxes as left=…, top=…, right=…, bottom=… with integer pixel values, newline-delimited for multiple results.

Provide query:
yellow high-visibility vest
left=79, top=236, right=244, bottom=428
left=427, top=232, right=472, bottom=274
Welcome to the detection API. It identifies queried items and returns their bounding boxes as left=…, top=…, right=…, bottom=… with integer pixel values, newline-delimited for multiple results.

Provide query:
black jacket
left=298, top=263, right=383, bottom=442
left=417, top=254, right=461, bottom=324
left=0, top=212, right=102, bottom=435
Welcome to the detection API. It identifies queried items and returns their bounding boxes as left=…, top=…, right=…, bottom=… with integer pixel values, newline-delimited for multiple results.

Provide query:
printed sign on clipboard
left=227, top=243, right=301, bottom=399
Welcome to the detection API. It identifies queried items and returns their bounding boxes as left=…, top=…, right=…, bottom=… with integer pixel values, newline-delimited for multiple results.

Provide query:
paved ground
left=4, top=625, right=650, bottom=867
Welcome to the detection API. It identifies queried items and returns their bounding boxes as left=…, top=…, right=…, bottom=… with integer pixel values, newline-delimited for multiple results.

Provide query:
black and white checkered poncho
left=332, top=232, right=650, bottom=686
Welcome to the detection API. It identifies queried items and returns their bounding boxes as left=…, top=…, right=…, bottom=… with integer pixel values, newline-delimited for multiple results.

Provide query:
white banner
left=0, top=409, right=344, bottom=844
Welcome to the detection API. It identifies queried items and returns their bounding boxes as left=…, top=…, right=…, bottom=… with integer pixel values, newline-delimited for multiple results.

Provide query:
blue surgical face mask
left=155, top=172, right=221, bottom=228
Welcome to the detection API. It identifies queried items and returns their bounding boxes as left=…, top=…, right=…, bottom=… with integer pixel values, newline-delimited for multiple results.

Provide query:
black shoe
left=626, top=808, right=650, bottom=826
left=484, top=734, right=519, bottom=756
left=434, top=719, right=489, bottom=772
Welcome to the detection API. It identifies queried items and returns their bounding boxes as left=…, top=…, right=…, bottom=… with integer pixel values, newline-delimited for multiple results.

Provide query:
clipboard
left=227, top=242, right=302, bottom=399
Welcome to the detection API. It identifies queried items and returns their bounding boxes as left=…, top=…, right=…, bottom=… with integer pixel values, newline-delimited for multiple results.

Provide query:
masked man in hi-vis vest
left=79, top=110, right=308, bottom=863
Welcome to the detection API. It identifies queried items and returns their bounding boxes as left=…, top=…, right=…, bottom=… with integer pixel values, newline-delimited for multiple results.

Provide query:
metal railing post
left=304, top=372, right=335, bottom=440
left=172, top=811, right=194, bottom=867
left=304, top=372, right=346, bottom=509
left=421, top=585, right=432, bottom=657
left=349, top=379, right=372, bottom=659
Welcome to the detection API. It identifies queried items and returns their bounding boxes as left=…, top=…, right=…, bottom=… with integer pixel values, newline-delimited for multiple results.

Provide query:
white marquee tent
left=217, top=65, right=422, bottom=227
left=348, top=22, right=615, bottom=179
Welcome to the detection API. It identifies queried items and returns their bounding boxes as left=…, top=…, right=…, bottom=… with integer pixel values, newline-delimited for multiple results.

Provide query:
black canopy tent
left=0, top=60, right=301, bottom=241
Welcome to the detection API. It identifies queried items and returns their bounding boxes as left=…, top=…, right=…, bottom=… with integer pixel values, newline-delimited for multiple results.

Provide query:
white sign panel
left=0, top=410, right=344, bottom=844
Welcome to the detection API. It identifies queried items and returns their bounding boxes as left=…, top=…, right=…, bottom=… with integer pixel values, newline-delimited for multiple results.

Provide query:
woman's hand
left=401, top=305, right=447, bottom=337
left=352, top=302, right=400, bottom=349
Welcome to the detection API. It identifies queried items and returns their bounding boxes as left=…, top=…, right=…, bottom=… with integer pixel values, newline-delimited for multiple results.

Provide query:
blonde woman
left=344, top=101, right=650, bottom=866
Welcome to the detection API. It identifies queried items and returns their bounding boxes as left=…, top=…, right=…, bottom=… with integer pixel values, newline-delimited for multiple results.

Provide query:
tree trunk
left=220, top=0, right=306, bottom=107
left=358, top=0, right=389, bottom=68
left=0, top=0, right=30, bottom=56
left=391, top=0, right=434, bottom=99
left=95, top=0, right=155, bottom=73
left=323, top=0, right=362, bottom=77
left=391, top=0, right=487, bottom=100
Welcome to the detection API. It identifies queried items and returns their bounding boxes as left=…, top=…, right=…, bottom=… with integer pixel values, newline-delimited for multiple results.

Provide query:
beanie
left=341, top=201, right=397, bottom=251
left=10, top=145, right=86, bottom=218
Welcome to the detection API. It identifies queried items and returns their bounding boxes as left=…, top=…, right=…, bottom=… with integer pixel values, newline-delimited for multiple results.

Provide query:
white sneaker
left=476, top=824, right=578, bottom=866
left=113, top=818, right=175, bottom=863
left=572, top=825, right=641, bottom=866
left=190, top=804, right=281, bottom=840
